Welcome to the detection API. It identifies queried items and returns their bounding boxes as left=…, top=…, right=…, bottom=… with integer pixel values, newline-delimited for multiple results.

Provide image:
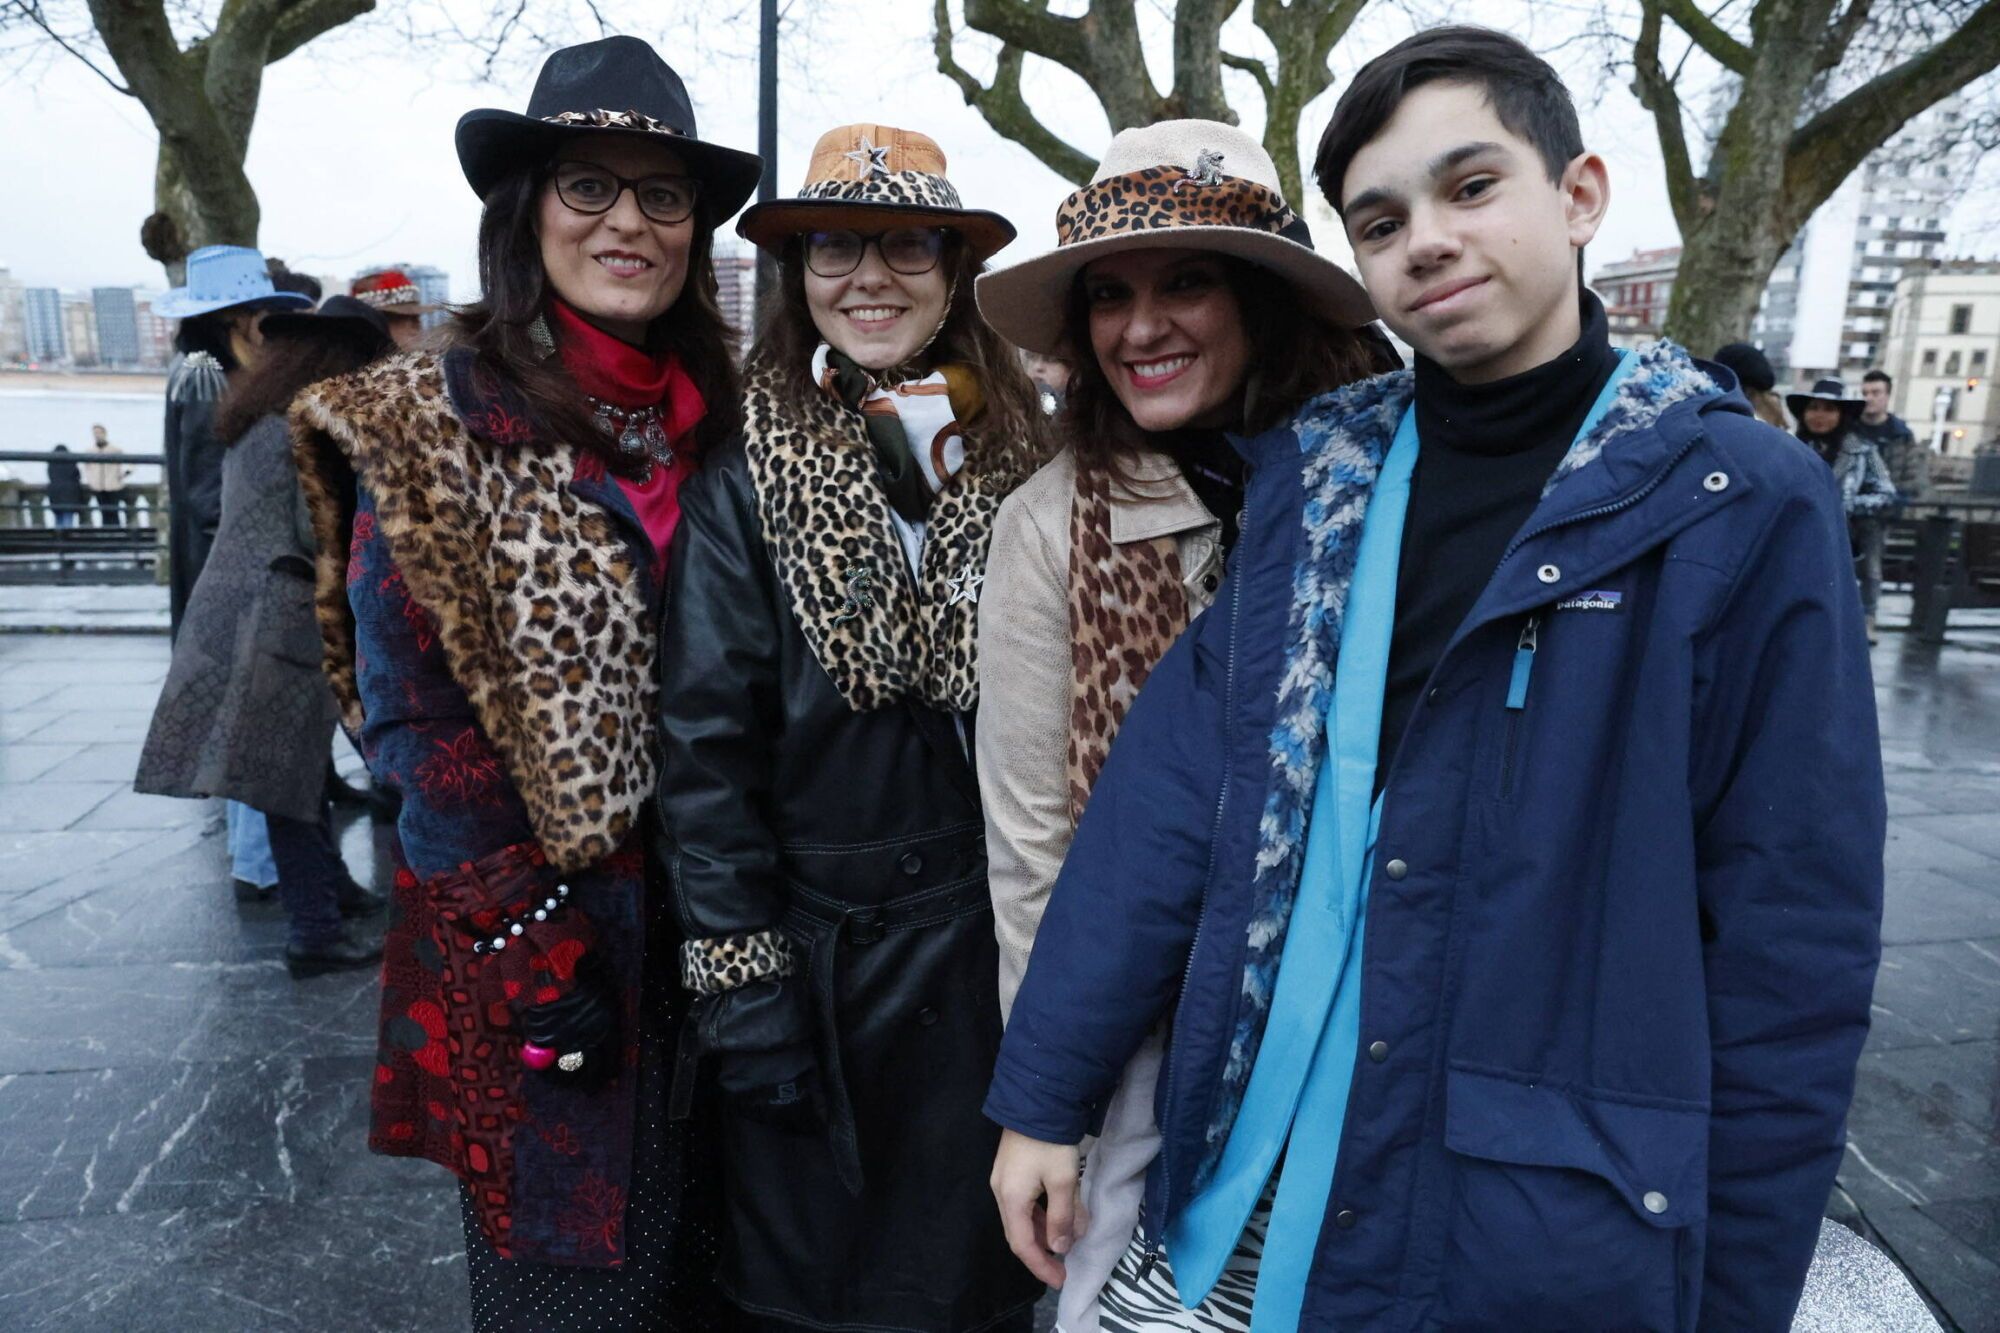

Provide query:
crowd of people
left=121, top=23, right=1923, bottom=1333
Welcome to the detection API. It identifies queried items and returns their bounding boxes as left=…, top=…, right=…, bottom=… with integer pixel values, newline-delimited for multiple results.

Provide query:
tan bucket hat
left=737, top=124, right=1015, bottom=260
left=975, top=120, right=1374, bottom=355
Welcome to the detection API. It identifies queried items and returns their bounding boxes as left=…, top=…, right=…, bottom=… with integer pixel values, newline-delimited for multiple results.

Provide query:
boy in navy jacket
left=988, top=26, right=1884, bottom=1331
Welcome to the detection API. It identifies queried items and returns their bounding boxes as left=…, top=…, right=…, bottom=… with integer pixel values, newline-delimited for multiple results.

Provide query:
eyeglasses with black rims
left=804, top=227, right=947, bottom=279
left=552, top=162, right=699, bottom=225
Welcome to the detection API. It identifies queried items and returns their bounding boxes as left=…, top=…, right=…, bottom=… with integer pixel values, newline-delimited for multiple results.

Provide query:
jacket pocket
left=1435, top=1065, right=1705, bottom=1332
left=254, top=567, right=323, bottom=668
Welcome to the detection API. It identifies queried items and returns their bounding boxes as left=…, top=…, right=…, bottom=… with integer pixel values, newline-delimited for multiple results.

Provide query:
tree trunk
left=1639, top=0, right=2000, bottom=351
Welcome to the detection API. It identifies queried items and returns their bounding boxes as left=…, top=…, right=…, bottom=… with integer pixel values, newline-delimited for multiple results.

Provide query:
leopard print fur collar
left=740, top=357, right=1007, bottom=713
left=290, top=351, right=656, bottom=873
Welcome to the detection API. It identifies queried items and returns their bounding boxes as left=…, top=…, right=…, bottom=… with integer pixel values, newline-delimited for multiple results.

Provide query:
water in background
left=0, top=387, right=165, bottom=486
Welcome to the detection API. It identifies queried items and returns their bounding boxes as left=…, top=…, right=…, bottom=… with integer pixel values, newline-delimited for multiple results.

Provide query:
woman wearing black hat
left=650, top=123, right=1048, bottom=1331
left=1788, top=377, right=1898, bottom=641
left=137, top=298, right=396, bottom=974
left=1712, top=341, right=1790, bottom=431
left=289, top=37, right=757, bottom=1330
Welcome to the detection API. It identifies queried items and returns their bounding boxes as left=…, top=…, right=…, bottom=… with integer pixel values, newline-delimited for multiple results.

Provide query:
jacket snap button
left=1384, top=858, right=1408, bottom=881
left=1368, top=1040, right=1389, bottom=1062
left=917, top=1007, right=939, bottom=1027
left=1642, top=1191, right=1669, bottom=1215
left=1203, top=573, right=1219, bottom=593
left=1537, top=563, right=1560, bottom=584
left=1703, top=471, right=1729, bottom=493
left=1335, top=1209, right=1357, bottom=1229
left=899, top=851, right=923, bottom=876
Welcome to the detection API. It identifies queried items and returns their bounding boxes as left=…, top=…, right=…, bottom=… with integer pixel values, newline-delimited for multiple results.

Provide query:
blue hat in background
left=153, top=245, right=314, bottom=320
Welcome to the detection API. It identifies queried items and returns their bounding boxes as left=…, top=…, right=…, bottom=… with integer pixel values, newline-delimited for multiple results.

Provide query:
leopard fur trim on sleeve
left=678, top=929, right=798, bottom=995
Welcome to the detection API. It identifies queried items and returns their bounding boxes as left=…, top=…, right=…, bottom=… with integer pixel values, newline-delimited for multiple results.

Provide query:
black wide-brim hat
left=455, top=35, right=764, bottom=219
left=1786, top=375, right=1865, bottom=423
left=261, top=296, right=395, bottom=357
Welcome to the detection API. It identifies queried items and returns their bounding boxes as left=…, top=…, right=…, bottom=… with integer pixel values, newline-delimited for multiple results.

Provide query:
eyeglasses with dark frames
left=552, top=162, right=699, bottom=225
left=804, top=227, right=947, bottom=279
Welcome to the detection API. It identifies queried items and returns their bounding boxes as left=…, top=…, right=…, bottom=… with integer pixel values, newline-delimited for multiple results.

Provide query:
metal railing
left=0, top=450, right=169, bottom=584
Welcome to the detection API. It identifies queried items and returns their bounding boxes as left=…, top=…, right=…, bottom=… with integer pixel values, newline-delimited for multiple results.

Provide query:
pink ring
left=520, top=1042, right=557, bottom=1071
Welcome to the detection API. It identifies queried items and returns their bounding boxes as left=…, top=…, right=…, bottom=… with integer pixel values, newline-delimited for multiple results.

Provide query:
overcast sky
left=0, top=0, right=1989, bottom=301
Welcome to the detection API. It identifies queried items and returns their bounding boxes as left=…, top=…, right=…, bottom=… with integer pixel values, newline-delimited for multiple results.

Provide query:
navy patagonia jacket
left=987, top=343, right=1885, bottom=1331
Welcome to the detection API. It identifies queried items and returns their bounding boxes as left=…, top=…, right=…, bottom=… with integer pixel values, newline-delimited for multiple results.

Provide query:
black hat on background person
left=1786, top=376, right=1865, bottom=427
left=260, top=295, right=395, bottom=359
left=454, top=35, right=764, bottom=216
left=1712, top=342, right=1775, bottom=394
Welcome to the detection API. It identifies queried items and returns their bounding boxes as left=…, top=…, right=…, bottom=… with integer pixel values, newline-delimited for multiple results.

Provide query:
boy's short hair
left=1315, top=26, right=1584, bottom=215
left=1863, top=369, right=1892, bottom=387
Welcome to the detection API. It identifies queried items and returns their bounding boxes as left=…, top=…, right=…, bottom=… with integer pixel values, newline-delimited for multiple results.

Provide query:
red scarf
left=549, top=298, right=706, bottom=581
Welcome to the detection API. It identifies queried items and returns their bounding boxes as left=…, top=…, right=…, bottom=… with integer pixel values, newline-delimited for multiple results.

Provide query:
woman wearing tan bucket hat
left=649, top=124, right=1048, bottom=1331
left=974, top=120, right=1393, bottom=1332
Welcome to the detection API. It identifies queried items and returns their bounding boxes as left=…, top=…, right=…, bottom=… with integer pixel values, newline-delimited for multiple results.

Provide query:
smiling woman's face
left=536, top=137, right=694, bottom=342
left=803, top=234, right=952, bottom=371
left=1082, top=247, right=1252, bottom=434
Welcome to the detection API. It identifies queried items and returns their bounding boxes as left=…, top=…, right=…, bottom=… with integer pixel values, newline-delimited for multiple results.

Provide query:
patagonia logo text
left=1556, top=589, right=1623, bottom=612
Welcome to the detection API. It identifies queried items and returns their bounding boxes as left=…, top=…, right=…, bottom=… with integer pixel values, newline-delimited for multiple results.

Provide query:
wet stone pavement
left=0, top=601, right=1994, bottom=1330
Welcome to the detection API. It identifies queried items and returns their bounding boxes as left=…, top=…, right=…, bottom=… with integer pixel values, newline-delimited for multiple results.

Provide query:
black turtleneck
left=1162, top=429, right=1248, bottom=559
left=1376, top=293, right=1618, bottom=789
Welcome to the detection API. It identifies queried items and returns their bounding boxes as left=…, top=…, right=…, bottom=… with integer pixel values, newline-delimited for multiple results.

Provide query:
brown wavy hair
left=216, top=324, right=391, bottom=444
left=1061, top=257, right=1394, bottom=476
left=448, top=160, right=743, bottom=455
left=745, top=235, right=1049, bottom=484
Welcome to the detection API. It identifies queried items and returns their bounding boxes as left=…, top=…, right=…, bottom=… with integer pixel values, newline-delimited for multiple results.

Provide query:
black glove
left=520, top=956, right=619, bottom=1088
left=716, top=1041, right=823, bottom=1133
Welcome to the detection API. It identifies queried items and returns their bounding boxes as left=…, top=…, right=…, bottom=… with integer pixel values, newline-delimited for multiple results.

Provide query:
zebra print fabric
left=1095, top=1192, right=1267, bottom=1332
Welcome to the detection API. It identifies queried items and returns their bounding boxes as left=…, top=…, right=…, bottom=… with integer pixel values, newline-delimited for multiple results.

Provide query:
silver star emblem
left=1185, top=149, right=1226, bottom=187
left=946, top=563, right=984, bottom=607
left=842, top=136, right=892, bottom=179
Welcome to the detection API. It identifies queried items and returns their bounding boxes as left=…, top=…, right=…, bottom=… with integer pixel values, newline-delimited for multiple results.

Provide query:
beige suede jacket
left=977, top=444, right=1225, bottom=1020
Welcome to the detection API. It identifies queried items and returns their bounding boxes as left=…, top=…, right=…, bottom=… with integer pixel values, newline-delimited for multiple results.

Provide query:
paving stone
left=0, top=781, right=117, bottom=834
left=0, top=743, right=83, bottom=784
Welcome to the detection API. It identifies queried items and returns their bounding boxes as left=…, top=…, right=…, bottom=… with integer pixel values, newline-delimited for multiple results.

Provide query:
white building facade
left=1883, top=262, right=2000, bottom=457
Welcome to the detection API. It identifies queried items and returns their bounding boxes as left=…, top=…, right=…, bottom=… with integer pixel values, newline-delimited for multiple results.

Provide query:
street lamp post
left=1931, top=383, right=1954, bottom=454
left=756, top=0, right=779, bottom=308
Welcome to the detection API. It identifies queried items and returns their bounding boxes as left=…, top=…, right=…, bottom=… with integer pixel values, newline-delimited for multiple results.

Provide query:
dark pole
left=756, top=0, right=780, bottom=307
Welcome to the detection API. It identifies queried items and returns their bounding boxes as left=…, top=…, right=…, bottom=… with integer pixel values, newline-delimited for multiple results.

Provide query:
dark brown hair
left=216, top=325, right=389, bottom=444
left=745, top=235, right=1049, bottom=484
left=1059, top=256, right=1391, bottom=476
left=1314, top=26, right=1582, bottom=214
left=448, top=159, right=743, bottom=454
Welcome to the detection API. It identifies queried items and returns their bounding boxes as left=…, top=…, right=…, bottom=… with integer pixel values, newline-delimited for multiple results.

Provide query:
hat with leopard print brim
left=456, top=35, right=764, bottom=218
left=975, top=120, right=1374, bottom=356
left=737, top=124, right=1015, bottom=261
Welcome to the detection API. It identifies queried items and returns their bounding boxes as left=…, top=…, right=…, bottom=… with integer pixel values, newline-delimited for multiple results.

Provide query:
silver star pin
left=842, top=136, right=892, bottom=179
left=946, top=563, right=984, bottom=607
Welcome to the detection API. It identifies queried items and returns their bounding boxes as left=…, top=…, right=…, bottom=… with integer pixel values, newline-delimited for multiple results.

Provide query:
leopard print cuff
left=679, top=930, right=797, bottom=996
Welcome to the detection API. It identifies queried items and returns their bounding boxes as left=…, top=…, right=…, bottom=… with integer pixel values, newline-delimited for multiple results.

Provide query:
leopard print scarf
left=741, top=356, right=1007, bottom=714
left=1065, top=459, right=1190, bottom=823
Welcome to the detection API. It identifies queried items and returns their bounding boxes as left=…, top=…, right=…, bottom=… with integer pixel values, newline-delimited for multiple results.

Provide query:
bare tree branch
left=934, top=0, right=1094, bottom=183
left=1632, top=0, right=1700, bottom=232
left=1220, top=47, right=1274, bottom=100
left=1657, top=0, right=1752, bottom=75
left=5, top=0, right=129, bottom=92
left=1816, top=0, right=1877, bottom=73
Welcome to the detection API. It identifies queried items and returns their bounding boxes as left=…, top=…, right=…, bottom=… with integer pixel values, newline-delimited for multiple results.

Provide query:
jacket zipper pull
left=1506, top=615, right=1540, bottom=711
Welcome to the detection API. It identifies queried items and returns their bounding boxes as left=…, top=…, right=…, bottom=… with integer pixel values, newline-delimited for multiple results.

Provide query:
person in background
left=84, top=425, right=132, bottom=528
left=1791, top=376, right=1899, bottom=643
left=1713, top=341, right=1789, bottom=431
left=153, top=245, right=313, bottom=636
left=136, top=296, right=394, bottom=974
left=44, top=444, right=86, bottom=528
left=1023, top=348, right=1071, bottom=416
left=654, top=121, right=1047, bottom=1332
left=350, top=269, right=440, bottom=350
left=267, top=260, right=323, bottom=304
left=973, top=119, right=1387, bottom=1331
left=1856, top=370, right=1924, bottom=496
left=291, top=36, right=757, bottom=1327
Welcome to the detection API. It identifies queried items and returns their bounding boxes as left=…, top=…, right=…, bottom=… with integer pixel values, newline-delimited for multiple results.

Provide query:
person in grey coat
left=137, top=298, right=395, bottom=976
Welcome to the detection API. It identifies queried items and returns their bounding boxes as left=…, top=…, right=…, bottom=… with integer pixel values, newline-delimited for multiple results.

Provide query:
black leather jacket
left=651, top=438, right=1039, bottom=1330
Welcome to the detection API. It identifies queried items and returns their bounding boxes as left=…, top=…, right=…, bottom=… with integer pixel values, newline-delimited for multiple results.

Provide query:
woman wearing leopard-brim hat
left=975, top=119, right=1393, bottom=1332
left=650, top=123, right=1048, bottom=1331
left=288, top=35, right=758, bottom=1331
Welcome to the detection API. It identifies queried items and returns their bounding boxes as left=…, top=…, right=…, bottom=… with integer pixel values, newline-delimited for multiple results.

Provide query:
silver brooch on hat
left=1184, top=150, right=1226, bottom=187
